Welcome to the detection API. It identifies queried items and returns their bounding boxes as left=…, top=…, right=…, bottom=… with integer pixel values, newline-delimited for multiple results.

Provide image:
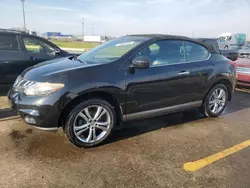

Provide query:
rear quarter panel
left=204, top=54, right=236, bottom=95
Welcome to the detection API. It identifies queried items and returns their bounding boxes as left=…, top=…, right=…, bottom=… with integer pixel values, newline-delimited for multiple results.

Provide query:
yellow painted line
left=184, top=140, right=250, bottom=172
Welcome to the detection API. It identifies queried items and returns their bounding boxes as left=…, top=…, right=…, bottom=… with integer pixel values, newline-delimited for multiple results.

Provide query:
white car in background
left=217, top=33, right=246, bottom=50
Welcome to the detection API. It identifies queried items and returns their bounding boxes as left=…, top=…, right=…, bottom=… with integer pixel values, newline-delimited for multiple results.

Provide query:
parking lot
left=0, top=89, right=250, bottom=188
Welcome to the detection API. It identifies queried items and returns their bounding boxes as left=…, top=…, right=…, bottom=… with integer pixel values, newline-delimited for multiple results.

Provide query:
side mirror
left=131, top=56, right=150, bottom=69
left=55, top=49, right=61, bottom=55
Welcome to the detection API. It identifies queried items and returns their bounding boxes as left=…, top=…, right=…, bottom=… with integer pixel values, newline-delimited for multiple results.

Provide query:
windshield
left=77, top=36, right=149, bottom=64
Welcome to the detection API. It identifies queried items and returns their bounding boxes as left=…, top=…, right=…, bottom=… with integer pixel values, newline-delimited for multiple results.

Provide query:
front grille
left=13, top=76, right=36, bottom=92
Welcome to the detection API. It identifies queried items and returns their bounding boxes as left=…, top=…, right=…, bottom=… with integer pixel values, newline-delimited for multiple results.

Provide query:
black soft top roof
left=196, top=38, right=220, bottom=53
left=127, top=34, right=218, bottom=53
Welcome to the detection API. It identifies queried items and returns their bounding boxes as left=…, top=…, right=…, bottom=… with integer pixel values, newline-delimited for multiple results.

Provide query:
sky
left=0, top=0, right=250, bottom=37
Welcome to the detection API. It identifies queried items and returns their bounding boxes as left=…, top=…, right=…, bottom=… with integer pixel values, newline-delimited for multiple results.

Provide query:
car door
left=20, top=35, right=58, bottom=68
left=125, top=40, right=201, bottom=116
left=0, top=33, right=27, bottom=85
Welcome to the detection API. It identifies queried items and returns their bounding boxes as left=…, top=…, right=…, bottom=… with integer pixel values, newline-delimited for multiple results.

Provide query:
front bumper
left=237, top=80, right=250, bottom=87
left=237, top=74, right=250, bottom=87
left=7, top=89, right=61, bottom=130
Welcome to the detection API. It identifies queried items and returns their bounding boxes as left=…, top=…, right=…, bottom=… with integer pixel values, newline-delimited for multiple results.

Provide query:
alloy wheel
left=73, top=105, right=111, bottom=143
left=209, top=88, right=226, bottom=114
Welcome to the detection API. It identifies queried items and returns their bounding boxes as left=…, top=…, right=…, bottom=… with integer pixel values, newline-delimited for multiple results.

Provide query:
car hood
left=21, top=57, right=98, bottom=81
left=235, top=58, right=250, bottom=67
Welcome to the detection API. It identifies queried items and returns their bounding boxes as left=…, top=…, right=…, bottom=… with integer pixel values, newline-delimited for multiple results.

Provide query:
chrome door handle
left=178, top=71, right=190, bottom=76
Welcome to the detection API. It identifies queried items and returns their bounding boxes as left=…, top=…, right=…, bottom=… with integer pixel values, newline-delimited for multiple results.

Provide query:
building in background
left=76, top=35, right=102, bottom=42
left=42, top=32, right=73, bottom=39
left=42, top=32, right=106, bottom=42
left=41, top=31, right=116, bottom=43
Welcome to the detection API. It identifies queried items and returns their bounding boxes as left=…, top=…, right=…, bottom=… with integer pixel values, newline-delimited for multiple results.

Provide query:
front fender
left=58, top=84, right=126, bottom=112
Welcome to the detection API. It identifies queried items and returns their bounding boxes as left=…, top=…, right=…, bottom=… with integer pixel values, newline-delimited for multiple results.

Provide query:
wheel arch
left=204, top=78, right=233, bottom=103
left=58, top=90, right=123, bottom=128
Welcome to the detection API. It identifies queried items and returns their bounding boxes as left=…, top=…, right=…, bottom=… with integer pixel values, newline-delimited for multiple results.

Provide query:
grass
left=51, top=41, right=100, bottom=49
left=24, top=41, right=100, bottom=52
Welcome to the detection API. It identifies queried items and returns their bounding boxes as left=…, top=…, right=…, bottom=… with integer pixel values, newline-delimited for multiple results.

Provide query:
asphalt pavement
left=0, top=89, right=250, bottom=188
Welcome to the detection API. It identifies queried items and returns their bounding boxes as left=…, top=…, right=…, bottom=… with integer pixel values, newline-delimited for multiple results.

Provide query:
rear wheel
left=202, top=84, right=228, bottom=117
left=64, top=99, right=116, bottom=148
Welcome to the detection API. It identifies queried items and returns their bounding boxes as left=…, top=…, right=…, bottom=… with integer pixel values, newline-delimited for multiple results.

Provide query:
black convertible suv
left=8, top=34, right=236, bottom=148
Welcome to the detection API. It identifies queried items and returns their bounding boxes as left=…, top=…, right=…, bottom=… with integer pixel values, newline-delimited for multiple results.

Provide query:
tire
left=202, top=84, right=228, bottom=117
left=64, top=99, right=116, bottom=148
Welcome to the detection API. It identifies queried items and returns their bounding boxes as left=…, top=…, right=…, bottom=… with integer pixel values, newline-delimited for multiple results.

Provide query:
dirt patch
left=25, top=129, right=33, bottom=134
left=9, top=129, right=26, bottom=147
left=0, top=96, right=9, bottom=109
left=16, top=129, right=87, bottom=161
left=9, top=129, right=26, bottom=140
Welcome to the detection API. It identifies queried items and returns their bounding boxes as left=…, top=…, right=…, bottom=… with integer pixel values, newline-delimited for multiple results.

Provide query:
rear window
left=185, top=41, right=210, bottom=62
left=199, top=39, right=220, bottom=53
left=0, top=34, right=20, bottom=51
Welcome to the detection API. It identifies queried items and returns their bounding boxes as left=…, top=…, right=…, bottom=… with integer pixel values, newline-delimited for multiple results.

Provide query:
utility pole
left=82, top=18, right=84, bottom=42
left=92, top=24, right=95, bottom=36
left=21, top=0, right=27, bottom=32
left=192, top=28, right=195, bottom=37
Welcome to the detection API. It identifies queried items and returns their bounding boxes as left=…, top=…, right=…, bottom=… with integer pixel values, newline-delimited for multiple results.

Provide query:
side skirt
left=122, top=101, right=202, bottom=121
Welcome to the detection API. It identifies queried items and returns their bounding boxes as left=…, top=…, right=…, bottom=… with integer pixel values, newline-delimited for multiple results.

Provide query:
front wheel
left=64, top=99, right=116, bottom=148
left=202, top=84, right=228, bottom=117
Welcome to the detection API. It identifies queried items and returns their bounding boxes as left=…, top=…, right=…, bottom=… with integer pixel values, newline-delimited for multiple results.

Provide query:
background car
left=8, top=34, right=236, bottom=148
left=197, top=38, right=238, bottom=61
left=0, top=29, right=80, bottom=87
left=217, top=33, right=246, bottom=50
left=238, top=46, right=250, bottom=58
left=236, top=57, right=250, bottom=87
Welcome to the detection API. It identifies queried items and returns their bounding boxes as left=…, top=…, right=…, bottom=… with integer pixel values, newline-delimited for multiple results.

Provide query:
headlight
left=24, top=82, right=64, bottom=96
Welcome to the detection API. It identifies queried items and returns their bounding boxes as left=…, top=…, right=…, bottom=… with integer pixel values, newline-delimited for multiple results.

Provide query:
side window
left=149, top=43, right=159, bottom=55
left=22, top=36, right=55, bottom=54
left=0, top=34, right=20, bottom=51
left=184, top=41, right=209, bottom=62
left=136, top=40, right=185, bottom=66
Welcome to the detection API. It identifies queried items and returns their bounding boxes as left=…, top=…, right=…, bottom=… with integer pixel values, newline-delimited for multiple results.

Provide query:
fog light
left=24, top=116, right=36, bottom=124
